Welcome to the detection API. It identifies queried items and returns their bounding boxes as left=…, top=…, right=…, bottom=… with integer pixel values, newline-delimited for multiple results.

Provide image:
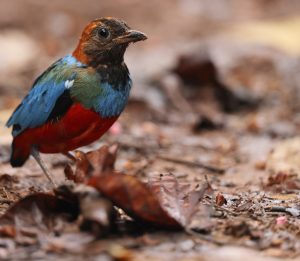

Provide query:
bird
left=6, top=17, right=147, bottom=186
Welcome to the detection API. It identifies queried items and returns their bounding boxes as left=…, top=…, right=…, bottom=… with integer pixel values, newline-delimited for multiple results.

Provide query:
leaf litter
left=2, top=45, right=300, bottom=259
left=0, top=142, right=218, bottom=258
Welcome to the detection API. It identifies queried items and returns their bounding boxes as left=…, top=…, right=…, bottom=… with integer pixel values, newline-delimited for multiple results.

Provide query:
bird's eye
left=98, top=28, right=110, bottom=38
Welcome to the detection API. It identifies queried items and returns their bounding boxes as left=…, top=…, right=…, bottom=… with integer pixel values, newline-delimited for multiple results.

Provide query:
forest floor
left=1, top=1, right=300, bottom=260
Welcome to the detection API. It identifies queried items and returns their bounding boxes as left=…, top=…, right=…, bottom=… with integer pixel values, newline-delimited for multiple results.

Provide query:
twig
left=157, top=155, right=225, bottom=174
left=265, top=206, right=287, bottom=213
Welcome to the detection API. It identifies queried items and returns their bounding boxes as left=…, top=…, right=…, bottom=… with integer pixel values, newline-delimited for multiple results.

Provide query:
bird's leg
left=31, top=148, right=57, bottom=187
left=62, top=152, right=76, bottom=162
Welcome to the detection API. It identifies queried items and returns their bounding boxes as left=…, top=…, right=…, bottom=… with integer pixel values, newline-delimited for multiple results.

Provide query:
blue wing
left=6, top=55, right=84, bottom=137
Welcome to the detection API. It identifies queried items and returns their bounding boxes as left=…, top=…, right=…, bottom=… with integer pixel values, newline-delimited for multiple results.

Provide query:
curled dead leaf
left=66, top=146, right=182, bottom=229
left=66, top=146, right=214, bottom=230
left=216, top=193, right=227, bottom=206
left=88, top=173, right=182, bottom=229
left=64, top=144, right=118, bottom=183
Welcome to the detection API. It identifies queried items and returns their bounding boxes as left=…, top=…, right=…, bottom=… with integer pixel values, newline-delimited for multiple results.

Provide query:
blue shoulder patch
left=93, top=79, right=132, bottom=118
left=6, top=55, right=85, bottom=137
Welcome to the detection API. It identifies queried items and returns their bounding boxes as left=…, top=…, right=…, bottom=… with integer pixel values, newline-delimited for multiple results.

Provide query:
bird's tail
left=10, top=139, right=30, bottom=167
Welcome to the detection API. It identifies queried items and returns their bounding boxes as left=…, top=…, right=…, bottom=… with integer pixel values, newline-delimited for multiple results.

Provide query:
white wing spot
left=65, top=79, right=74, bottom=89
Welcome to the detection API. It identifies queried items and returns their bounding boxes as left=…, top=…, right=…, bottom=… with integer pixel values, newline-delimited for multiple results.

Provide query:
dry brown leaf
left=0, top=192, right=79, bottom=246
left=148, top=173, right=211, bottom=227
left=66, top=146, right=182, bottom=229
left=265, top=172, right=300, bottom=192
left=0, top=193, right=78, bottom=225
left=66, top=146, right=213, bottom=229
left=88, top=173, right=182, bottom=229
left=64, top=144, right=118, bottom=183
left=0, top=184, right=115, bottom=245
left=216, top=193, right=227, bottom=207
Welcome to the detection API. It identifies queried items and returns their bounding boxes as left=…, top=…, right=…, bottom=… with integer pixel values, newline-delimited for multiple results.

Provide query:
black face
left=83, top=17, right=147, bottom=65
left=92, top=18, right=129, bottom=44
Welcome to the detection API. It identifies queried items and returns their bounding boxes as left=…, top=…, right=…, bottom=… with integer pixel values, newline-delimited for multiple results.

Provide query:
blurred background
left=1, top=0, right=300, bottom=131
left=0, top=1, right=300, bottom=102
left=1, top=0, right=300, bottom=146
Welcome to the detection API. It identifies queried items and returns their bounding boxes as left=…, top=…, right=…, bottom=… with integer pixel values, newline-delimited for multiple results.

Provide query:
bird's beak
left=115, top=30, right=147, bottom=44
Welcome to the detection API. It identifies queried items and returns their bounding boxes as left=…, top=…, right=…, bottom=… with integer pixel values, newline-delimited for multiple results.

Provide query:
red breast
left=13, top=103, right=118, bottom=154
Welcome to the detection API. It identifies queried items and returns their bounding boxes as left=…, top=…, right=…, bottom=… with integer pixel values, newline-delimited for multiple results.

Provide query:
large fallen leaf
left=65, top=146, right=216, bottom=229
left=66, top=145, right=182, bottom=229
left=88, top=173, right=182, bottom=229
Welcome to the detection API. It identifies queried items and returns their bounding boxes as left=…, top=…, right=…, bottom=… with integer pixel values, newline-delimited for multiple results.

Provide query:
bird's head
left=73, top=17, right=147, bottom=66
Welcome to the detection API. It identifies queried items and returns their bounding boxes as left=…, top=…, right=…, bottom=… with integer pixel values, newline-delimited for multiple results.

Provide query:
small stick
left=158, top=155, right=225, bottom=174
left=265, top=206, right=287, bottom=213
